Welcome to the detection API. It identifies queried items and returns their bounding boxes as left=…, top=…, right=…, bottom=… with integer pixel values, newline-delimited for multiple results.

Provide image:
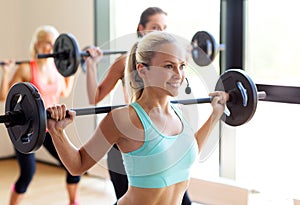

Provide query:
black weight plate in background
left=191, top=31, right=216, bottom=66
left=53, top=33, right=80, bottom=77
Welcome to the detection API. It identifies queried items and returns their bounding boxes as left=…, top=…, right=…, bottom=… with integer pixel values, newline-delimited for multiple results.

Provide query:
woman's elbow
left=89, top=91, right=101, bottom=105
left=67, top=163, right=87, bottom=176
left=88, top=98, right=97, bottom=105
left=0, top=94, right=6, bottom=102
left=60, top=89, right=72, bottom=98
left=0, top=97, right=5, bottom=102
left=69, top=169, right=85, bottom=176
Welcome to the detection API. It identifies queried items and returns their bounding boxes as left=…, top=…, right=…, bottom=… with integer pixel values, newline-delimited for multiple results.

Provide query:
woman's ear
left=138, top=24, right=145, bottom=36
left=136, top=63, right=147, bottom=78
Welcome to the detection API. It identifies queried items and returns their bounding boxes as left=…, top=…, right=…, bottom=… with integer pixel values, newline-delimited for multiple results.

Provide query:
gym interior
left=1, top=0, right=300, bottom=204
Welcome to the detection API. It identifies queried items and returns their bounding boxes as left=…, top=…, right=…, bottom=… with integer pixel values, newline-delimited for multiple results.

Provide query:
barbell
left=0, top=69, right=265, bottom=154
left=80, top=31, right=223, bottom=73
left=0, top=31, right=220, bottom=75
left=36, top=33, right=127, bottom=77
left=36, top=31, right=222, bottom=77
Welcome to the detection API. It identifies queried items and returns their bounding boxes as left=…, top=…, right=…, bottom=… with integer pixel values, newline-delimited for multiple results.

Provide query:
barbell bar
left=38, top=49, right=127, bottom=59
left=36, top=31, right=222, bottom=77
left=80, top=45, right=129, bottom=73
left=0, top=69, right=265, bottom=154
left=0, top=60, right=31, bottom=66
left=1, top=31, right=220, bottom=76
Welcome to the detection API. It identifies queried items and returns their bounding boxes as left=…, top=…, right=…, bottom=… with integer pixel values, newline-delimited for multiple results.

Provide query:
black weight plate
left=215, top=69, right=258, bottom=126
left=5, top=82, right=46, bottom=153
left=53, top=33, right=80, bottom=77
left=191, top=31, right=216, bottom=66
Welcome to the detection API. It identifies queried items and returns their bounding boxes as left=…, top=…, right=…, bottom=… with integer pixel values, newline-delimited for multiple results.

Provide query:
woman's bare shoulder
left=100, top=105, right=142, bottom=137
left=13, top=63, right=31, bottom=82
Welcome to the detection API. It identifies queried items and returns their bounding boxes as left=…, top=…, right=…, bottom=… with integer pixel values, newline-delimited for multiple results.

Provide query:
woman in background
left=0, top=25, right=80, bottom=205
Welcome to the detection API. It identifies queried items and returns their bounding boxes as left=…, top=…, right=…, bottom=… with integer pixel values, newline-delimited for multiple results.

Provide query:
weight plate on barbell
left=53, top=33, right=80, bottom=77
left=215, top=69, right=258, bottom=126
left=5, top=82, right=46, bottom=153
left=191, top=31, right=217, bottom=67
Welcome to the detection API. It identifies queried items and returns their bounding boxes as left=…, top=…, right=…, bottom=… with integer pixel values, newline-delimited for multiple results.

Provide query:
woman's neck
left=137, top=91, right=171, bottom=112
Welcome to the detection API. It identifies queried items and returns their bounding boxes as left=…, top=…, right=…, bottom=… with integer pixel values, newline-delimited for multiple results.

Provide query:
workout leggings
left=13, top=132, right=81, bottom=194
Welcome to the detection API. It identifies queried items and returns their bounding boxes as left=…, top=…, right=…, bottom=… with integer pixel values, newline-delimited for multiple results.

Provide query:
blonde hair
left=125, top=31, right=186, bottom=103
left=29, top=25, right=59, bottom=58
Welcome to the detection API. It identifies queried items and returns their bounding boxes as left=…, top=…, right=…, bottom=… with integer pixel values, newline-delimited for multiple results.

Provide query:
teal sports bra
left=121, top=102, right=198, bottom=188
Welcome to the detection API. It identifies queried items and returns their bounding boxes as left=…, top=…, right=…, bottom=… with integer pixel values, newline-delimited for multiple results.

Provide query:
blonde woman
left=47, top=31, right=227, bottom=205
left=0, top=25, right=79, bottom=205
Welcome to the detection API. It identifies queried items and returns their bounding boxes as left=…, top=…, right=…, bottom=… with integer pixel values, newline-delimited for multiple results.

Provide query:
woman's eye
left=165, top=64, right=173, bottom=69
left=152, top=26, right=160, bottom=31
left=179, top=64, right=186, bottom=70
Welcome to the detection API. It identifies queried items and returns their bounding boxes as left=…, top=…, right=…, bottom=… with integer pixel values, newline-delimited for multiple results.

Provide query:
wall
left=0, top=0, right=96, bottom=167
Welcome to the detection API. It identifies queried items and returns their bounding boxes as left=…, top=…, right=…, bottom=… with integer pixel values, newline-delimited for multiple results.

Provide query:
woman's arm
left=85, top=47, right=104, bottom=104
left=60, top=75, right=75, bottom=98
left=47, top=104, right=122, bottom=175
left=194, top=91, right=227, bottom=151
left=0, top=63, right=30, bottom=101
left=86, top=52, right=127, bottom=105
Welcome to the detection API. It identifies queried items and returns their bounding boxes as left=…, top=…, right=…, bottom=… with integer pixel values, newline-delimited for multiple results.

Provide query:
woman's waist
left=121, top=181, right=189, bottom=205
left=127, top=167, right=191, bottom=188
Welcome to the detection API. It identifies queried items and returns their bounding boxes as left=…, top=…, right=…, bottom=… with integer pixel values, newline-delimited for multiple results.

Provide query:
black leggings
left=14, top=132, right=81, bottom=194
left=108, top=145, right=192, bottom=205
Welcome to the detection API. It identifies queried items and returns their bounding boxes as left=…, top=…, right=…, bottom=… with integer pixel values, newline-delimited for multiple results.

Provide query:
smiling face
left=137, top=42, right=187, bottom=97
left=126, top=31, right=189, bottom=102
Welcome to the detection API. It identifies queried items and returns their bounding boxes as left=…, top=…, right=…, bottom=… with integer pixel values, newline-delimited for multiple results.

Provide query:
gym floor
left=2, top=158, right=296, bottom=204
left=0, top=158, right=116, bottom=205
left=0, top=158, right=206, bottom=205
